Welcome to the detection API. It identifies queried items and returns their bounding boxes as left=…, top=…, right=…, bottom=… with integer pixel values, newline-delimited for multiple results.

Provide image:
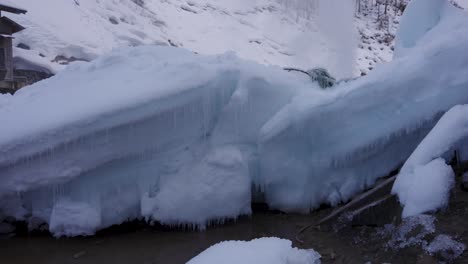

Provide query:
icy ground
left=1, top=0, right=468, bottom=236
left=378, top=215, right=466, bottom=261
left=187, top=238, right=321, bottom=264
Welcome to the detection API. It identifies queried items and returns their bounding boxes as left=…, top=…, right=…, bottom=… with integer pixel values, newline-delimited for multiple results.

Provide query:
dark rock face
left=52, top=55, right=89, bottom=65
left=16, top=43, right=31, bottom=50
left=14, top=69, right=53, bottom=86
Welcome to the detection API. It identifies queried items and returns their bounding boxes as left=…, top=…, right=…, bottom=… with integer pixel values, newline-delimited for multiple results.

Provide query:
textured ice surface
left=49, top=199, right=101, bottom=237
left=187, top=237, right=321, bottom=264
left=1, top=0, right=468, bottom=236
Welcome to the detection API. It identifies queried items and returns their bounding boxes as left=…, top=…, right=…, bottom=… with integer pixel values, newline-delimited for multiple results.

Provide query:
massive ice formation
left=0, top=0, right=468, bottom=236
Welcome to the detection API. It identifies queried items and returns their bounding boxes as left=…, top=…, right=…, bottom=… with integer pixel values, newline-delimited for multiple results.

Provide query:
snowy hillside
left=7, top=0, right=468, bottom=78
left=9, top=0, right=356, bottom=78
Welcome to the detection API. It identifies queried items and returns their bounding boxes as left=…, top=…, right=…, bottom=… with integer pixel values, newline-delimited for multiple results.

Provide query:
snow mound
left=393, top=105, right=468, bottom=217
left=394, top=159, right=454, bottom=217
left=187, top=238, right=321, bottom=264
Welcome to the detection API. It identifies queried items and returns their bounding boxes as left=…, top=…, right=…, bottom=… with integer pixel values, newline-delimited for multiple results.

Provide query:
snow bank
left=393, top=105, right=468, bottom=217
left=187, top=238, right=321, bottom=264
left=1, top=1, right=468, bottom=236
left=394, top=159, right=454, bottom=217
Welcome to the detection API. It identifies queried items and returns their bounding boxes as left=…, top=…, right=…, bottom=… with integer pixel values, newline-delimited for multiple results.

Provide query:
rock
left=28, top=216, right=49, bottom=232
left=73, top=251, right=86, bottom=259
left=463, top=172, right=468, bottom=191
left=0, top=222, right=15, bottom=234
left=109, top=17, right=119, bottom=25
left=16, top=43, right=31, bottom=50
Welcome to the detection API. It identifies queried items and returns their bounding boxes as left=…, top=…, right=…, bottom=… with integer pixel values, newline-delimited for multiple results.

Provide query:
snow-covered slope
left=9, top=0, right=359, bottom=77
left=7, top=0, right=468, bottom=77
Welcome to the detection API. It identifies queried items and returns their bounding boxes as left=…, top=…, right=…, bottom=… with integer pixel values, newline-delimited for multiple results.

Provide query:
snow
left=394, top=0, right=454, bottom=58
left=394, top=159, right=455, bottom=217
left=393, top=105, right=468, bottom=217
left=457, top=0, right=468, bottom=8
left=425, top=234, right=466, bottom=260
left=9, top=0, right=359, bottom=77
left=257, top=2, right=468, bottom=211
left=13, top=47, right=65, bottom=74
left=187, top=238, right=321, bottom=264
left=0, top=0, right=26, bottom=11
left=1, top=0, right=468, bottom=236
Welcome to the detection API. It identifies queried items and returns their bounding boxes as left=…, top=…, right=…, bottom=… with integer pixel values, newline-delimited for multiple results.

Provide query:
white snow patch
left=187, top=237, right=321, bottom=264
left=394, top=159, right=455, bottom=218
left=425, top=234, right=466, bottom=260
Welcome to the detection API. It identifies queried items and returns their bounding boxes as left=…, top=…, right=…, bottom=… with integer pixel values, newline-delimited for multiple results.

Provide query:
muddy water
left=1, top=183, right=467, bottom=264
left=0, top=210, right=337, bottom=264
